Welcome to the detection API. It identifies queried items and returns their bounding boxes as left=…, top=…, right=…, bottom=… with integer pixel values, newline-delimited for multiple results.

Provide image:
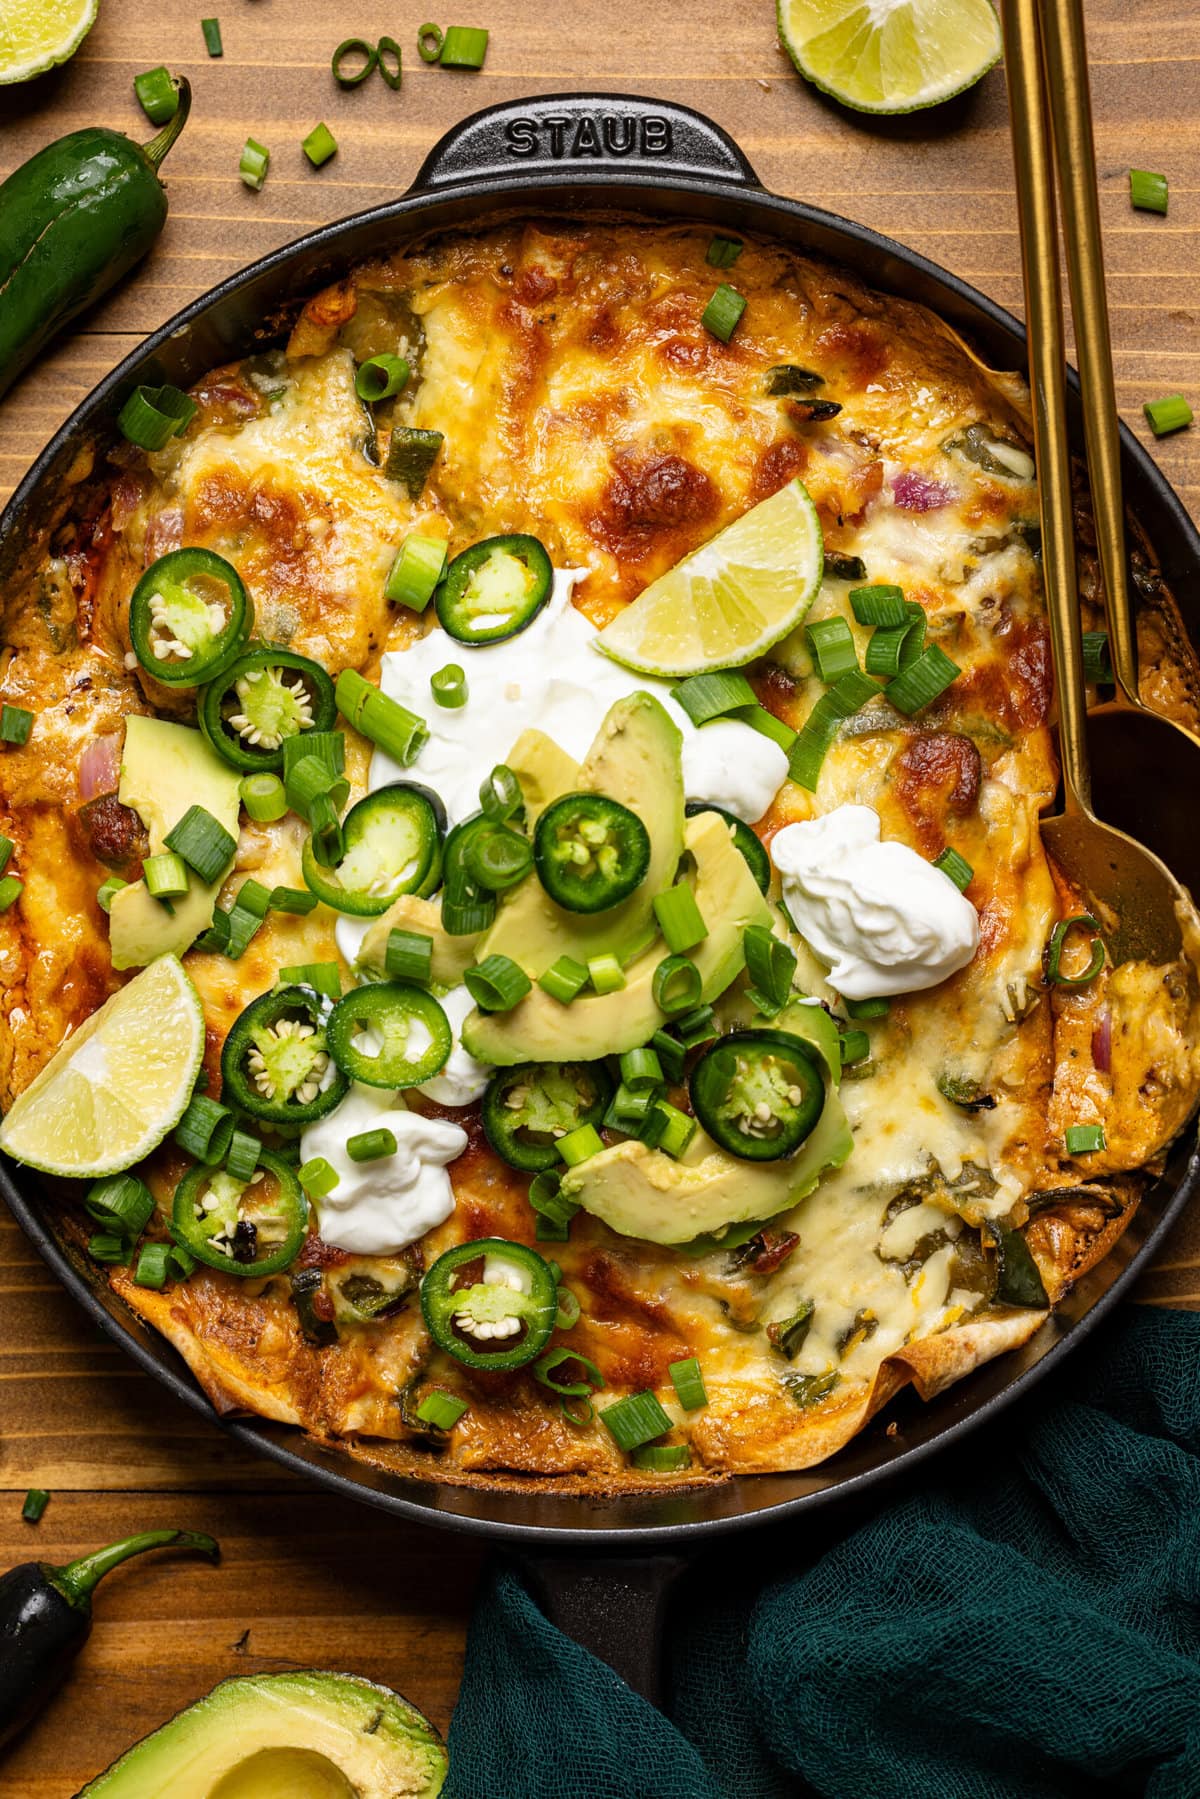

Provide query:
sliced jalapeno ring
left=482, top=1061, right=614, bottom=1173
left=199, top=646, right=337, bottom=773
left=171, top=1149, right=307, bottom=1276
left=221, top=985, right=349, bottom=1126
left=689, top=1028, right=825, bottom=1162
left=435, top=534, right=553, bottom=645
left=533, top=792, right=650, bottom=914
left=301, top=782, right=446, bottom=917
left=129, top=548, right=252, bottom=686
left=421, top=1237, right=558, bottom=1371
left=684, top=801, right=770, bottom=896
left=326, top=982, right=452, bottom=1088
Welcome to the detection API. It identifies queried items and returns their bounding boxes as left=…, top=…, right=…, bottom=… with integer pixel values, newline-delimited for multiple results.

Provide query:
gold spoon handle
left=1001, top=0, right=1093, bottom=816
left=1038, top=0, right=1138, bottom=704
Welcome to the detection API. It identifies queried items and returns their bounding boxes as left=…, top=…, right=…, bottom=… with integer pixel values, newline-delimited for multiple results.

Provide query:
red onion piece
left=78, top=732, right=122, bottom=801
left=892, top=470, right=956, bottom=513
left=1091, top=1008, right=1113, bottom=1073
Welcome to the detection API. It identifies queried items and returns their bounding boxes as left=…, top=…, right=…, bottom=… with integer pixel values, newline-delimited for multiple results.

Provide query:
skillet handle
left=516, top=1553, right=688, bottom=1708
left=410, top=94, right=761, bottom=192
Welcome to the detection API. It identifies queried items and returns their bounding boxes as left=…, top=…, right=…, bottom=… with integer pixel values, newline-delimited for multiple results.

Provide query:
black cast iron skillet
left=3, top=93, right=1199, bottom=1702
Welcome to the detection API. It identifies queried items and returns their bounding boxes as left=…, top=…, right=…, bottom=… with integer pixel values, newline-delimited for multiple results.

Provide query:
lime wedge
left=0, top=957, right=204, bottom=1177
left=596, top=479, right=824, bottom=678
left=777, top=0, right=1002, bottom=114
left=0, top=0, right=97, bottom=84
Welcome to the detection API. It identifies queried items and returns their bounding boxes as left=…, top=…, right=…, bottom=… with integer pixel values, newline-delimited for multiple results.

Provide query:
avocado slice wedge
left=75, top=1670, right=446, bottom=1797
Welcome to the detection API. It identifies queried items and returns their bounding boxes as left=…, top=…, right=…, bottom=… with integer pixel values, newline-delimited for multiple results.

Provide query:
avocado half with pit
left=75, top=1670, right=447, bottom=1798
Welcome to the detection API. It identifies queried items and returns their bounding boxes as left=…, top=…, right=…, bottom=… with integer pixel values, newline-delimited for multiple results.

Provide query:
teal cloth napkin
left=445, top=1306, right=1200, bottom=1798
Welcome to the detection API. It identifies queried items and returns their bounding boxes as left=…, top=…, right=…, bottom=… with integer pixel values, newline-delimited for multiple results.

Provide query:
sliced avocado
left=109, top=717, right=242, bottom=972
left=358, top=892, right=480, bottom=986
left=76, top=1670, right=446, bottom=1798
left=505, top=726, right=579, bottom=820
left=464, top=808, right=772, bottom=1064
left=479, top=691, right=684, bottom=979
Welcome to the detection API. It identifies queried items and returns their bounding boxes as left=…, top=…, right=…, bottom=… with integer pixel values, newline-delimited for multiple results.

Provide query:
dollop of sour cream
left=373, top=569, right=787, bottom=825
left=771, top=804, right=980, bottom=999
left=300, top=1084, right=467, bottom=1255
left=416, top=984, right=489, bottom=1107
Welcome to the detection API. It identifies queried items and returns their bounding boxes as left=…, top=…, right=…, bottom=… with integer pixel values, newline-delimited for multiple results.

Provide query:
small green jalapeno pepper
left=325, top=983, right=452, bottom=1088
left=420, top=1237, right=559, bottom=1371
left=684, top=801, right=771, bottom=896
left=129, top=548, right=252, bottom=686
left=533, top=792, right=651, bottom=914
left=689, top=1029, right=825, bottom=1162
left=435, top=534, right=553, bottom=645
left=199, top=646, right=337, bottom=772
left=482, top=1062, right=614, bottom=1173
left=301, top=783, right=446, bottom=916
left=221, top=985, right=349, bottom=1125
left=171, top=1149, right=308, bottom=1275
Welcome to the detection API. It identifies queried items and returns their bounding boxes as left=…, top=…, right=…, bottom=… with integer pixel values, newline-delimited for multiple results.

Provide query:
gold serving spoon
left=1037, top=0, right=1200, bottom=896
left=1001, top=0, right=1190, bottom=970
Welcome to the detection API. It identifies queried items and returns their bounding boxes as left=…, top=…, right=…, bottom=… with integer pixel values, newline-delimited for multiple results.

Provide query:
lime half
left=778, top=0, right=1002, bottom=114
left=0, top=0, right=98, bottom=84
left=596, top=479, right=824, bottom=677
left=0, top=956, right=204, bottom=1177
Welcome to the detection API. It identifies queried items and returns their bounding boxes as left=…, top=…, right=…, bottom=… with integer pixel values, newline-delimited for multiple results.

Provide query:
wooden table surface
left=1, top=0, right=1198, bottom=1789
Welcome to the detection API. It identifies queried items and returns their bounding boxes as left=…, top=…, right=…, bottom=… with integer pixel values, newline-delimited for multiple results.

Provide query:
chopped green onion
left=672, top=1004, right=717, bottom=1049
left=201, top=17, right=222, bottom=55
left=134, top=1242, right=173, bottom=1290
left=464, top=953, right=531, bottom=1012
left=117, top=383, right=197, bottom=450
left=839, top=1028, right=870, bottom=1066
left=22, top=1489, right=50, bottom=1523
left=268, top=885, right=319, bottom=915
left=225, top=878, right=271, bottom=959
left=882, top=645, right=960, bottom=716
left=0, top=836, right=10, bottom=874
left=533, top=1347, right=603, bottom=1395
left=355, top=353, right=410, bottom=402
left=631, top=1443, right=691, bottom=1472
left=164, top=805, right=237, bottom=885
left=1045, top=913, right=1105, bottom=988
left=225, top=1130, right=261, bottom=1182
left=538, top=954, right=591, bottom=1004
left=239, top=138, right=270, bottom=191
left=385, top=427, right=444, bottom=499
left=88, top=1233, right=130, bottom=1265
left=85, top=1173, right=154, bottom=1237
left=555, top=1286, right=581, bottom=1330
left=706, top=235, right=743, bottom=268
left=787, top=669, right=881, bottom=791
left=0, top=874, right=23, bottom=912
left=299, top=1156, right=340, bottom=1199
left=849, top=584, right=907, bottom=626
left=620, top=1047, right=664, bottom=1092
left=805, top=616, right=858, bottom=683
left=385, top=929, right=433, bottom=985
left=558, top=1123, right=604, bottom=1167
left=442, top=894, right=495, bottom=936
left=587, top=953, right=626, bottom=995
left=283, top=730, right=345, bottom=785
left=439, top=24, right=488, bottom=66
left=652, top=953, right=702, bottom=1016
left=431, top=663, right=467, bottom=709
left=347, top=1128, right=398, bottom=1163
left=191, top=907, right=231, bottom=955
left=96, top=875, right=126, bottom=914
left=0, top=704, right=33, bottom=745
left=845, top=995, right=888, bottom=1019
left=278, top=960, right=342, bottom=1000
left=175, top=1094, right=234, bottom=1163
left=933, top=847, right=973, bottom=892
left=604, top=1083, right=658, bottom=1132
left=332, top=36, right=377, bottom=86
left=668, top=1356, right=708, bottom=1409
left=418, top=22, right=444, bottom=59
left=386, top=535, right=447, bottom=614
left=170, top=1244, right=197, bottom=1278
left=650, top=1028, right=687, bottom=1084
left=640, top=1099, right=697, bottom=1158
left=599, top=1390, right=672, bottom=1453
left=653, top=883, right=708, bottom=955
left=240, top=773, right=287, bottom=822
left=302, top=123, right=338, bottom=167
left=744, top=924, right=796, bottom=1009
left=1065, top=1122, right=1105, bottom=1155
left=1144, top=394, right=1193, bottom=437
left=864, top=606, right=926, bottom=678
left=1129, top=168, right=1168, bottom=214
left=528, top=1170, right=581, bottom=1242
left=701, top=283, right=746, bottom=343
left=285, top=752, right=350, bottom=820
left=670, top=670, right=758, bottom=726
left=133, top=65, right=179, bottom=125
left=479, top=764, right=523, bottom=821
left=143, top=852, right=189, bottom=901
left=736, top=706, right=797, bottom=753
left=416, top=1391, right=468, bottom=1430
left=377, top=34, right=403, bottom=86
left=1082, top=631, right=1113, bottom=684
left=335, top=669, right=428, bottom=766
